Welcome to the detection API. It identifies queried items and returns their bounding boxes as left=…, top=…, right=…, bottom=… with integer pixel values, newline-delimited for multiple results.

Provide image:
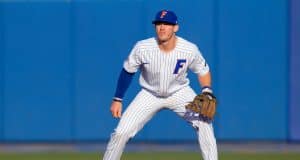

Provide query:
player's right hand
left=110, top=101, right=122, bottom=118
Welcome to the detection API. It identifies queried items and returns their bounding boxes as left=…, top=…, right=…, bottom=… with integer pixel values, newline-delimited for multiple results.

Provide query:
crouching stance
left=103, top=9, right=218, bottom=160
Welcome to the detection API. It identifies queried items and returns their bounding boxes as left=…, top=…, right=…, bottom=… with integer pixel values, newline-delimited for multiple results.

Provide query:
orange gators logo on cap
left=160, top=10, right=167, bottom=18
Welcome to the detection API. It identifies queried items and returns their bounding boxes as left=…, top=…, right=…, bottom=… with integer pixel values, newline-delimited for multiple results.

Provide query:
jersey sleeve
left=188, top=46, right=210, bottom=76
left=123, top=43, right=141, bottom=73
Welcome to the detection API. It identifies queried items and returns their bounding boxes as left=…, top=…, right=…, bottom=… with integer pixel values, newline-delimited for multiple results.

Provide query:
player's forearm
left=113, top=68, right=135, bottom=102
left=198, top=72, right=213, bottom=93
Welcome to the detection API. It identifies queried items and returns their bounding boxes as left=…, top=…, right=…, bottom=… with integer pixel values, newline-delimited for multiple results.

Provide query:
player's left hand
left=199, top=92, right=217, bottom=119
left=184, top=92, right=217, bottom=122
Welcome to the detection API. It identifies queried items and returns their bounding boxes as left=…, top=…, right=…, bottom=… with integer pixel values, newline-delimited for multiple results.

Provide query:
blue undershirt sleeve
left=114, top=68, right=135, bottom=100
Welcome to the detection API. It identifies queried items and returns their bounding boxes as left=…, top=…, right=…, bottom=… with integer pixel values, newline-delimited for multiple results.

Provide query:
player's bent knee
left=111, top=130, right=134, bottom=141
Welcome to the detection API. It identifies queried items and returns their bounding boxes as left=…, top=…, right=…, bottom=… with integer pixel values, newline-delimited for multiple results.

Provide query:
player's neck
left=158, top=36, right=177, bottom=53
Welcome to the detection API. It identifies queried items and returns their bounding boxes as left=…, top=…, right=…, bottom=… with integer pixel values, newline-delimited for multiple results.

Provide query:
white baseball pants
left=103, top=86, right=218, bottom=160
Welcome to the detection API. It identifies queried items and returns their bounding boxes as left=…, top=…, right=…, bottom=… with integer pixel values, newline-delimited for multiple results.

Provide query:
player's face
left=155, top=23, right=178, bottom=43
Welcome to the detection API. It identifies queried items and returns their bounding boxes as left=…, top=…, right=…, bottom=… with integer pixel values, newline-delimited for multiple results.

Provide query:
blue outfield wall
left=0, top=0, right=296, bottom=142
left=0, top=2, right=4, bottom=141
left=217, top=0, right=288, bottom=140
left=1, top=2, right=73, bottom=141
left=290, top=0, right=300, bottom=141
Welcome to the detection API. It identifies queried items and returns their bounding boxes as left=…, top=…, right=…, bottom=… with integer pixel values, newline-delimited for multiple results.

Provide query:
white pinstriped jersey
left=123, top=36, right=209, bottom=97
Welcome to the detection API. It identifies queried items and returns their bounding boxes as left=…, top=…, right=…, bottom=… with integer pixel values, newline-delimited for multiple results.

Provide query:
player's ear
left=174, top=24, right=179, bottom=33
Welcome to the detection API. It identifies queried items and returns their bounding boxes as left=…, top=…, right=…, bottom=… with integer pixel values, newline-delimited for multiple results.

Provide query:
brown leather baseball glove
left=185, top=92, right=217, bottom=120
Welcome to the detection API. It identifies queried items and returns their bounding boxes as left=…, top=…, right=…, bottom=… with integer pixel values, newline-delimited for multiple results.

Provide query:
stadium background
left=0, top=0, right=299, bottom=144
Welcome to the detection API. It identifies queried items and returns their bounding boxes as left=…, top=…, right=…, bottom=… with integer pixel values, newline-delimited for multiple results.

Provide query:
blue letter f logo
left=173, top=59, right=186, bottom=74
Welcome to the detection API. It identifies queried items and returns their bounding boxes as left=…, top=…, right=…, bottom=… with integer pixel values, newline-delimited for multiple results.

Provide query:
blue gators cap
left=152, top=10, right=178, bottom=25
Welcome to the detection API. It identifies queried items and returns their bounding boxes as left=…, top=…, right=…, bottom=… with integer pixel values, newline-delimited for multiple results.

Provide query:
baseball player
left=103, top=9, right=218, bottom=160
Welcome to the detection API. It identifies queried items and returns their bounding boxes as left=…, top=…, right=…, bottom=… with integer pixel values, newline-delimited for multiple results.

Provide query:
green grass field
left=0, top=152, right=300, bottom=160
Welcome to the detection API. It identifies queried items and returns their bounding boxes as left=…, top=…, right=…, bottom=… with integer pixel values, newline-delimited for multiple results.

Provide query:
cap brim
left=152, top=20, right=177, bottom=25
